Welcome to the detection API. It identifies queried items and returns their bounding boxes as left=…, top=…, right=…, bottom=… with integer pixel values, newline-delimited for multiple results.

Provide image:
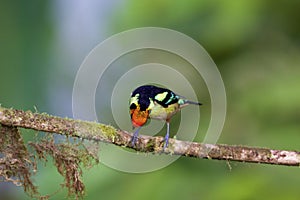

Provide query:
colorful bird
left=129, top=85, right=202, bottom=149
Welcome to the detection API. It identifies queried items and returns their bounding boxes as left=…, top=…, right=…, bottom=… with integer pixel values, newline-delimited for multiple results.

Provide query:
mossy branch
left=1, top=106, right=300, bottom=198
left=0, top=106, right=299, bottom=167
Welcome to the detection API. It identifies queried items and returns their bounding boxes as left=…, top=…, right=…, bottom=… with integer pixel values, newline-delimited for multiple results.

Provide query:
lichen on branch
left=0, top=106, right=300, bottom=198
left=0, top=125, right=38, bottom=196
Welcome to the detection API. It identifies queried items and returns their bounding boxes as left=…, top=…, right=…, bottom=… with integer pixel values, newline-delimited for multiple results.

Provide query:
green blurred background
left=1, top=0, right=300, bottom=199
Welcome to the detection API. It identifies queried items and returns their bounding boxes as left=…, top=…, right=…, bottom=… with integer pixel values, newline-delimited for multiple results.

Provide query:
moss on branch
left=0, top=106, right=300, bottom=198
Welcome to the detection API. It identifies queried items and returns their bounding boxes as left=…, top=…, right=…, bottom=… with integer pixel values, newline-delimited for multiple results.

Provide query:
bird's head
left=129, top=102, right=149, bottom=127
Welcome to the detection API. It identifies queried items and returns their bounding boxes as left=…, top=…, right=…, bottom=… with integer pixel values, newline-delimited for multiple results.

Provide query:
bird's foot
left=163, top=133, right=169, bottom=151
left=131, top=134, right=138, bottom=146
left=131, top=127, right=141, bottom=146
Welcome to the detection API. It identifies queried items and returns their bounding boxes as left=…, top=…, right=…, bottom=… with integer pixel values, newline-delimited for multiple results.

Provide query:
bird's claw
left=131, top=134, right=138, bottom=146
left=163, top=133, right=169, bottom=151
left=131, top=127, right=141, bottom=146
left=163, top=141, right=168, bottom=150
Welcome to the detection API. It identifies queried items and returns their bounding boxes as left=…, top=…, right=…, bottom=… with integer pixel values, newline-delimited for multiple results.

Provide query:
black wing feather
left=131, top=85, right=179, bottom=110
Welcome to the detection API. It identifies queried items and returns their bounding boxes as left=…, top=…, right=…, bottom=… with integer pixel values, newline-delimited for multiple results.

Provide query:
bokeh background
left=1, top=0, right=300, bottom=199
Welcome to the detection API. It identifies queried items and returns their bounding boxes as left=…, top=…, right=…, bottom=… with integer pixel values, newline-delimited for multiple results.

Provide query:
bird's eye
left=130, top=103, right=137, bottom=110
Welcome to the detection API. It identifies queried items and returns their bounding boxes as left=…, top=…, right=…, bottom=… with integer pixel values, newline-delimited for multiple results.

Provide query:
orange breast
left=130, top=109, right=149, bottom=127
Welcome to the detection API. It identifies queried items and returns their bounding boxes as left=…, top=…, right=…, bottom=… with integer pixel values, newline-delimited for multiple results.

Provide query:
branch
left=0, top=106, right=299, bottom=167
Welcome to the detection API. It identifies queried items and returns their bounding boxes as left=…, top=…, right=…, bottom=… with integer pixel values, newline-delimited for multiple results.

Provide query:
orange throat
left=130, top=109, right=149, bottom=127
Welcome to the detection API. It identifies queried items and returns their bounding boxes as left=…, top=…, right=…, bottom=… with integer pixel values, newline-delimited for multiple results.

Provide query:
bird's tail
left=185, top=100, right=202, bottom=106
left=176, top=94, right=202, bottom=107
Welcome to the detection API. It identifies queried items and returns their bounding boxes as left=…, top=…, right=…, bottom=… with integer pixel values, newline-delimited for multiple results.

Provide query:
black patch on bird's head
left=130, top=103, right=137, bottom=110
left=131, top=85, right=180, bottom=110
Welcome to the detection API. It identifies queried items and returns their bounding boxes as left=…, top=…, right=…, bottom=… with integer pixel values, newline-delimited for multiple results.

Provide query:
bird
left=129, top=84, right=202, bottom=149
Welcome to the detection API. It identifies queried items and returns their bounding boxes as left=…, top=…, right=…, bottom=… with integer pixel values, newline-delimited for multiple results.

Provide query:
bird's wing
left=153, top=91, right=179, bottom=108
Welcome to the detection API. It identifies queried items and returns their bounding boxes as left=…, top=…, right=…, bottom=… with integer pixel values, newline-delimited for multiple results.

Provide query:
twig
left=0, top=106, right=299, bottom=166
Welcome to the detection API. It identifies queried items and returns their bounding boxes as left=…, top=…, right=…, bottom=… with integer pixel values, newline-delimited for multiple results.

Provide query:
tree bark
left=0, top=106, right=299, bottom=166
